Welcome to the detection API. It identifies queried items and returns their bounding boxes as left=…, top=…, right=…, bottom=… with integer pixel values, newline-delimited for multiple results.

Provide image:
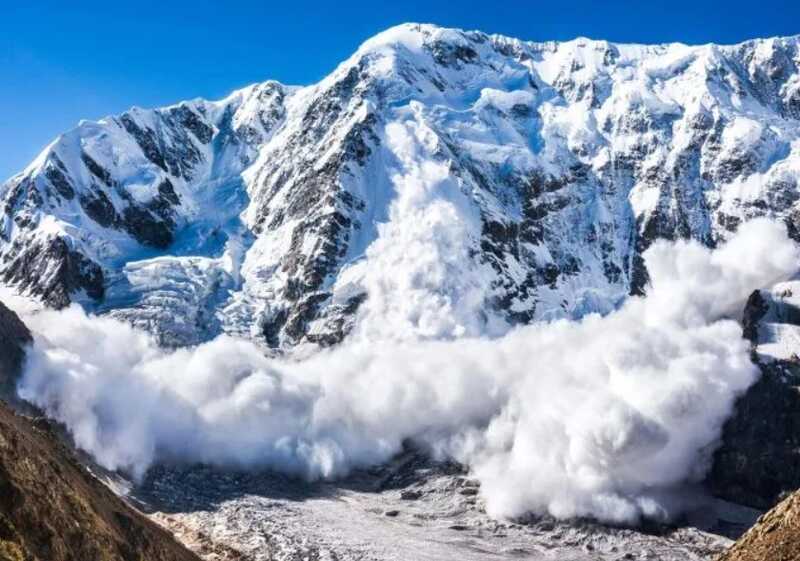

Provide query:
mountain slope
left=0, top=401, right=202, bottom=561
left=0, top=302, right=31, bottom=400
left=0, top=301, right=200, bottom=561
left=716, top=488, right=800, bottom=561
left=2, top=24, right=800, bottom=349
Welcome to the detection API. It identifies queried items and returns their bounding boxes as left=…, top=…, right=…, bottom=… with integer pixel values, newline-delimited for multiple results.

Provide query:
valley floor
left=124, top=452, right=760, bottom=561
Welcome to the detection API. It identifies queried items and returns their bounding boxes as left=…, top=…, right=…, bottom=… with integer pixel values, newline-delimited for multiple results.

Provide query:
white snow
left=3, top=24, right=800, bottom=349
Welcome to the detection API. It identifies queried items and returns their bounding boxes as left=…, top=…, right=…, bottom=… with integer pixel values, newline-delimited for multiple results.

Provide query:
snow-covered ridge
left=2, top=23, right=800, bottom=348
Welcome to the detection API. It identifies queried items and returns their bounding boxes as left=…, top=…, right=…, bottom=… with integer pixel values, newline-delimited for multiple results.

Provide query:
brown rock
left=0, top=401, right=200, bottom=561
left=0, top=304, right=199, bottom=561
left=717, top=489, right=800, bottom=561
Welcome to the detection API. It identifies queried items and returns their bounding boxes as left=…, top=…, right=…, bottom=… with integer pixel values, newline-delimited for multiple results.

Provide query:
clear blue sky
left=2, top=0, right=798, bottom=181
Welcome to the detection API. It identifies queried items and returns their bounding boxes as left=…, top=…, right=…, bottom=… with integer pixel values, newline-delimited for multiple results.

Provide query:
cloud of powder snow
left=13, top=217, right=798, bottom=525
left=334, top=118, right=506, bottom=343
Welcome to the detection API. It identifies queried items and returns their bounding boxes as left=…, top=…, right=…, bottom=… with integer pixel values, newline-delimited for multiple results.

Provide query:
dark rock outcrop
left=709, top=364, right=800, bottom=510
left=0, top=237, right=104, bottom=309
left=709, top=289, right=800, bottom=510
left=0, top=302, right=31, bottom=400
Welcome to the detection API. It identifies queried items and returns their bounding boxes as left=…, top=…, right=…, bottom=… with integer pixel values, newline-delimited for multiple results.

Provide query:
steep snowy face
left=2, top=24, right=800, bottom=348
left=0, top=81, right=293, bottom=344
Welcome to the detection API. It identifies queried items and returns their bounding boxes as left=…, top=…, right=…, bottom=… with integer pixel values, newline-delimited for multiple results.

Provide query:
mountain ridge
left=2, top=23, right=800, bottom=349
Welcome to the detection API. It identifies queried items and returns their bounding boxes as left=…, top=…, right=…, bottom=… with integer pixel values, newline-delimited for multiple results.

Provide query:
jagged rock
left=400, top=490, right=422, bottom=501
left=0, top=236, right=104, bottom=309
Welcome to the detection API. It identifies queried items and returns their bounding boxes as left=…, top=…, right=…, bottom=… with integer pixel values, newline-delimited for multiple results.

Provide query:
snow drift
left=13, top=219, right=799, bottom=524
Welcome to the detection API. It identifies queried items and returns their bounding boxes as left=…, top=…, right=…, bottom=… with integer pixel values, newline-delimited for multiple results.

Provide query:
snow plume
left=14, top=219, right=799, bottom=524
left=338, top=117, right=505, bottom=342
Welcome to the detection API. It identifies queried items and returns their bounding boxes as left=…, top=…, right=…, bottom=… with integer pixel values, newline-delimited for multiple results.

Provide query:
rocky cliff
left=0, top=302, right=31, bottom=399
left=711, top=284, right=800, bottom=509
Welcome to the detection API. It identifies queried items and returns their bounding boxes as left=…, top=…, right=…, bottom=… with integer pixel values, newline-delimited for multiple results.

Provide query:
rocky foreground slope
left=717, top=489, right=800, bottom=561
left=0, top=403, right=201, bottom=561
left=0, top=301, right=200, bottom=561
left=3, top=24, right=800, bottom=349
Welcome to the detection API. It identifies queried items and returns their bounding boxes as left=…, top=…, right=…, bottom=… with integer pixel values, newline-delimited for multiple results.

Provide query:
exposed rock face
left=710, top=285, right=800, bottom=509
left=710, top=365, right=800, bottom=509
left=2, top=25, right=800, bottom=349
left=716, top=489, right=800, bottom=561
left=1, top=237, right=104, bottom=309
left=0, top=402, right=201, bottom=561
left=0, top=302, right=31, bottom=399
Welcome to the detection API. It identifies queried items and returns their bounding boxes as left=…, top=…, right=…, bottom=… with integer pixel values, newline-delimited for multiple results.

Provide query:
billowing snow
left=13, top=218, right=800, bottom=526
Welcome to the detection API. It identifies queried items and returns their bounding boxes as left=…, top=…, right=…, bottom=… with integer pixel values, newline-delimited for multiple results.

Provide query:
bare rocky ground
left=119, top=450, right=761, bottom=561
left=717, top=489, right=800, bottom=561
left=0, top=404, right=200, bottom=561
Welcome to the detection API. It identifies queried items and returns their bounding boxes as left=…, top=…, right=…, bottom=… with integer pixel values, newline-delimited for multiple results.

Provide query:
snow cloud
left=12, top=218, right=798, bottom=525
left=337, top=119, right=505, bottom=342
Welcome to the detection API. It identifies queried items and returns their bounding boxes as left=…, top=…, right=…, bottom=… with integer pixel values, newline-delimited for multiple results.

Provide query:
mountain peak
left=2, top=23, right=800, bottom=348
left=358, top=22, right=468, bottom=52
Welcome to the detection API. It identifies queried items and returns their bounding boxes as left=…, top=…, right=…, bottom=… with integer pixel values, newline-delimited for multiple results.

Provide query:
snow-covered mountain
left=2, top=23, right=800, bottom=349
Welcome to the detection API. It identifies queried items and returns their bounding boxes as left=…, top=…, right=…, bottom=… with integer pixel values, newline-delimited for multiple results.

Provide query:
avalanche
left=3, top=21, right=800, bottom=527
left=14, top=218, right=799, bottom=524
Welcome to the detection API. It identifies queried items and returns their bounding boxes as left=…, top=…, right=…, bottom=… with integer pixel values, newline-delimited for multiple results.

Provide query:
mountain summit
left=2, top=23, right=800, bottom=349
